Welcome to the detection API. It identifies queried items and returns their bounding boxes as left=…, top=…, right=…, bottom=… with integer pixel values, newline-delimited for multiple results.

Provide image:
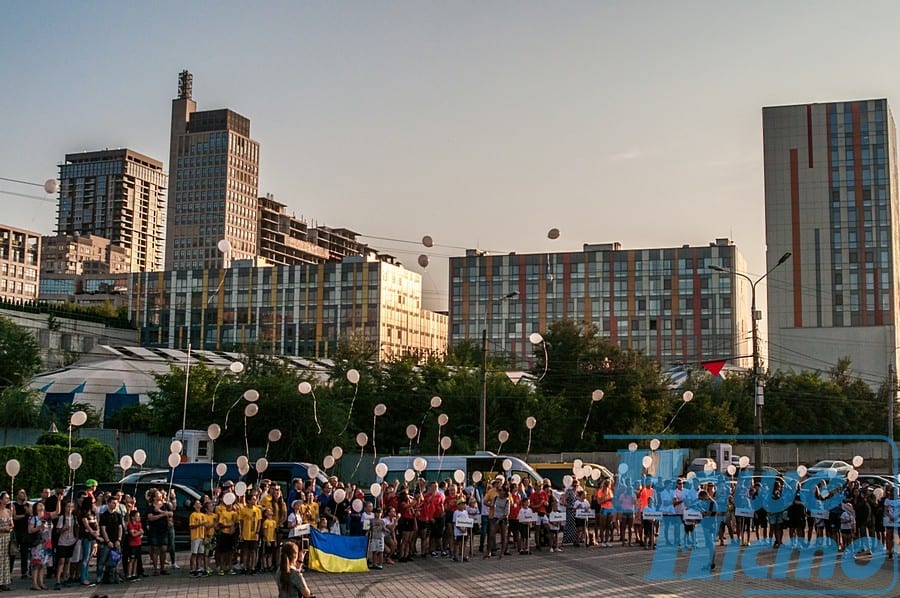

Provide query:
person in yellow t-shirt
left=188, top=500, right=207, bottom=576
left=300, top=493, right=319, bottom=524
left=202, top=502, right=216, bottom=573
left=261, top=508, right=277, bottom=572
left=215, top=503, right=239, bottom=575
left=239, top=495, right=262, bottom=574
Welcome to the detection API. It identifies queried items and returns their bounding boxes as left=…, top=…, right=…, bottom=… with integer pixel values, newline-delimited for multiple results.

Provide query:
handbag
left=8, top=534, right=18, bottom=557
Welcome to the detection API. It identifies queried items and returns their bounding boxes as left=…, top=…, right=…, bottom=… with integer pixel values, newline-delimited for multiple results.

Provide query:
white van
left=376, top=452, right=542, bottom=486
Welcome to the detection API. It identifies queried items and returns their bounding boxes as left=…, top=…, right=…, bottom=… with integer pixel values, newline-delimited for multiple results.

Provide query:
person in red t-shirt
left=442, top=485, right=458, bottom=556
left=508, top=484, right=523, bottom=554
left=416, top=482, right=437, bottom=558
left=428, top=483, right=445, bottom=556
left=530, top=484, right=549, bottom=550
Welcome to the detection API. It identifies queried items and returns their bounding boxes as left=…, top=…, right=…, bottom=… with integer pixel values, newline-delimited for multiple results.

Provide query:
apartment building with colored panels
left=128, top=256, right=447, bottom=360
left=448, top=239, right=751, bottom=370
left=763, top=99, right=900, bottom=386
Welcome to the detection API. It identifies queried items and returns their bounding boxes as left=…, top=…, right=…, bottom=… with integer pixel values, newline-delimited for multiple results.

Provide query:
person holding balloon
left=0, top=491, right=13, bottom=591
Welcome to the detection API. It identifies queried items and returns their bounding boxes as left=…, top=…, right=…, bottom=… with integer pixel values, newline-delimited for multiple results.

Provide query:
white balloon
left=590, top=468, right=602, bottom=481
left=563, top=474, right=573, bottom=488
left=256, top=458, right=269, bottom=473
left=208, top=424, right=221, bottom=441
left=223, top=492, right=236, bottom=506
left=650, top=439, right=661, bottom=451
left=413, top=457, right=428, bottom=472
left=875, top=487, right=885, bottom=500
left=727, top=465, right=737, bottom=476
left=852, top=455, right=864, bottom=468
left=628, top=442, right=638, bottom=452
left=498, top=430, right=509, bottom=443
left=70, top=410, right=88, bottom=427
left=307, top=464, right=320, bottom=479
left=374, top=403, right=387, bottom=417
left=796, top=465, right=808, bottom=477
left=430, top=396, right=442, bottom=409
left=370, top=483, right=383, bottom=497
left=168, top=453, right=181, bottom=468
left=119, top=455, right=133, bottom=471
left=510, top=474, right=521, bottom=484
left=405, top=425, right=418, bottom=440
left=738, top=456, right=750, bottom=468
left=375, top=463, right=388, bottom=478
left=686, top=471, right=696, bottom=480
left=43, top=179, right=59, bottom=194
left=682, top=390, right=694, bottom=402
left=440, top=436, right=452, bottom=451
left=848, top=469, right=859, bottom=482
left=5, top=459, right=20, bottom=477
left=243, top=389, right=260, bottom=403
left=331, top=446, right=343, bottom=460
left=529, top=332, right=544, bottom=345
left=352, top=498, right=364, bottom=512
left=422, top=235, right=434, bottom=248
left=170, top=440, right=183, bottom=454
left=134, top=449, right=147, bottom=466
left=235, top=481, right=247, bottom=497
left=244, top=403, right=259, bottom=418
left=217, top=239, right=232, bottom=254
left=437, top=414, right=449, bottom=426
left=502, top=459, right=512, bottom=471
left=641, top=455, right=653, bottom=469
left=68, top=452, right=82, bottom=471
left=618, top=463, right=629, bottom=475
left=216, top=463, right=227, bottom=476
left=333, top=489, right=346, bottom=503
left=547, top=228, right=560, bottom=240
left=472, top=471, right=483, bottom=483
left=454, top=469, right=465, bottom=484
left=417, top=254, right=430, bottom=268
left=298, top=381, right=312, bottom=394
left=236, top=456, right=249, bottom=469
left=573, top=459, right=584, bottom=470
left=592, top=389, right=604, bottom=402
left=229, top=361, right=244, bottom=374
left=238, top=463, right=250, bottom=476
left=404, top=469, right=416, bottom=482
left=268, top=429, right=282, bottom=443
left=347, top=369, right=360, bottom=384
left=323, top=455, right=335, bottom=469
left=356, top=432, right=368, bottom=447
left=526, top=416, right=537, bottom=430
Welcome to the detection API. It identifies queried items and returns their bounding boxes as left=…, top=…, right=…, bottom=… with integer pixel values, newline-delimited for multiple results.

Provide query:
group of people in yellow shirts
left=187, top=480, right=287, bottom=577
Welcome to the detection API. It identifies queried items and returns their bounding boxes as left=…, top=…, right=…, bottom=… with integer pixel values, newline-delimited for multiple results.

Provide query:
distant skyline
left=4, top=1, right=900, bottom=312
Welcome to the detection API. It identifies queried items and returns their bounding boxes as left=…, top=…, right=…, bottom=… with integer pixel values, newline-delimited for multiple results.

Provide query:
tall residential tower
left=763, top=99, right=900, bottom=386
left=166, top=70, right=260, bottom=270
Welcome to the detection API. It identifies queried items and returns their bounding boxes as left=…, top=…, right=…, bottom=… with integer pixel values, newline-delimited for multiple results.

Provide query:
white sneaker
left=549, top=547, right=555, bottom=553
left=171, top=563, right=181, bottom=570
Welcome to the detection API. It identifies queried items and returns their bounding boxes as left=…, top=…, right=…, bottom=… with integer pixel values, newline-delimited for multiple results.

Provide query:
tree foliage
left=0, top=315, right=41, bottom=388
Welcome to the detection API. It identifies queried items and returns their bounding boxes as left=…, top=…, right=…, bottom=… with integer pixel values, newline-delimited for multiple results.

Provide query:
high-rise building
left=763, top=99, right=900, bottom=386
left=166, top=70, right=260, bottom=270
left=448, top=239, right=751, bottom=369
left=129, top=256, right=447, bottom=360
left=0, top=224, right=40, bottom=302
left=57, top=149, right=167, bottom=272
left=41, top=234, right=129, bottom=276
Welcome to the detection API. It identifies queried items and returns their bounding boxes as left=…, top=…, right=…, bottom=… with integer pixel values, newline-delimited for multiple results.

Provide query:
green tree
left=0, top=385, right=41, bottom=428
left=0, top=315, right=41, bottom=388
left=105, top=403, right=154, bottom=432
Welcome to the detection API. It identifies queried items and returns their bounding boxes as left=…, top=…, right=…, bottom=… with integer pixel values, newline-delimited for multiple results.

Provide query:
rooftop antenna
left=178, top=70, right=193, bottom=100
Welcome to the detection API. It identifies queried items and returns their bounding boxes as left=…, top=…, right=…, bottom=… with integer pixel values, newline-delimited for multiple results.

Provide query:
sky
left=3, top=0, right=900, bottom=311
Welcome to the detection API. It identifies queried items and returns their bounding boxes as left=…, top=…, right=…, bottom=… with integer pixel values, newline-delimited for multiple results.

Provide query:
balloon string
left=311, top=389, right=322, bottom=435
left=580, top=403, right=594, bottom=440
left=416, top=409, right=431, bottom=445
left=372, top=416, right=378, bottom=465
left=244, top=415, right=250, bottom=460
left=526, top=430, right=533, bottom=461
left=341, top=384, right=359, bottom=435
left=351, top=447, right=364, bottom=480
left=660, top=401, right=689, bottom=434
left=264, top=442, right=270, bottom=461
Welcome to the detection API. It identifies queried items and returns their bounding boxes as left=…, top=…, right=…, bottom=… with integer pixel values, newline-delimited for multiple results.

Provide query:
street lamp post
left=709, top=252, right=791, bottom=474
left=480, top=291, right=518, bottom=451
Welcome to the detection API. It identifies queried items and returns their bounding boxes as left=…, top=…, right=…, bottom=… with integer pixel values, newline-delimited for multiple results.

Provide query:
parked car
left=686, top=458, right=717, bottom=475
left=66, top=481, right=202, bottom=547
left=807, top=460, right=853, bottom=475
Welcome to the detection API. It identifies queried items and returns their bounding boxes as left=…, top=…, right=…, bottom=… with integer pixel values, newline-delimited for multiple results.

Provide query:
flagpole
left=180, top=344, right=192, bottom=452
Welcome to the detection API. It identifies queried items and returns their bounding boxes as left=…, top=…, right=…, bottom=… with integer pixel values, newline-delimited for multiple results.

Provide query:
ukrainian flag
left=308, top=529, right=369, bottom=573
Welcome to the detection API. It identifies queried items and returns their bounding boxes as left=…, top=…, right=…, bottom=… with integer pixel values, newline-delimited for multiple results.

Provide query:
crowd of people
left=0, top=469, right=896, bottom=593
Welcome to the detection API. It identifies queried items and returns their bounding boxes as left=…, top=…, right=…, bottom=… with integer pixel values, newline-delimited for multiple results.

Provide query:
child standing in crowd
left=262, top=508, right=278, bottom=572
left=28, top=502, right=53, bottom=591
left=573, top=490, right=591, bottom=548
left=125, top=510, right=143, bottom=581
left=367, top=507, right=386, bottom=570
left=53, top=500, right=78, bottom=590
left=239, top=494, right=262, bottom=575
left=517, top=497, right=534, bottom=555
left=452, top=499, right=470, bottom=563
left=189, top=499, right=206, bottom=577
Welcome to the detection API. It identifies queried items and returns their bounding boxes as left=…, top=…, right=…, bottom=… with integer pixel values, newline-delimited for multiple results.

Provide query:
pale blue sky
left=3, top=1, right=900, bottom=310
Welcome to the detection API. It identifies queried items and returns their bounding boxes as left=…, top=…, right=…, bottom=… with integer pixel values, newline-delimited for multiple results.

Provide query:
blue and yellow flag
left=308, top=529, right=369, bottom=573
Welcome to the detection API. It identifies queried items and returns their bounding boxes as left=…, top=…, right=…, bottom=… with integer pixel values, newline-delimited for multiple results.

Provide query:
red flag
left=702, top=360, right=727, bottom=377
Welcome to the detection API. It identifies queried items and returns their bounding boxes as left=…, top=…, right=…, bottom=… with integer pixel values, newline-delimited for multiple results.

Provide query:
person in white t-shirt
left=517, top=498, right=535, bottom=555
left=883, top=485, right=899, bottom=559
left=573, top=491, right=591, bottom=547
left=452, top=500, right=470, bottom=563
